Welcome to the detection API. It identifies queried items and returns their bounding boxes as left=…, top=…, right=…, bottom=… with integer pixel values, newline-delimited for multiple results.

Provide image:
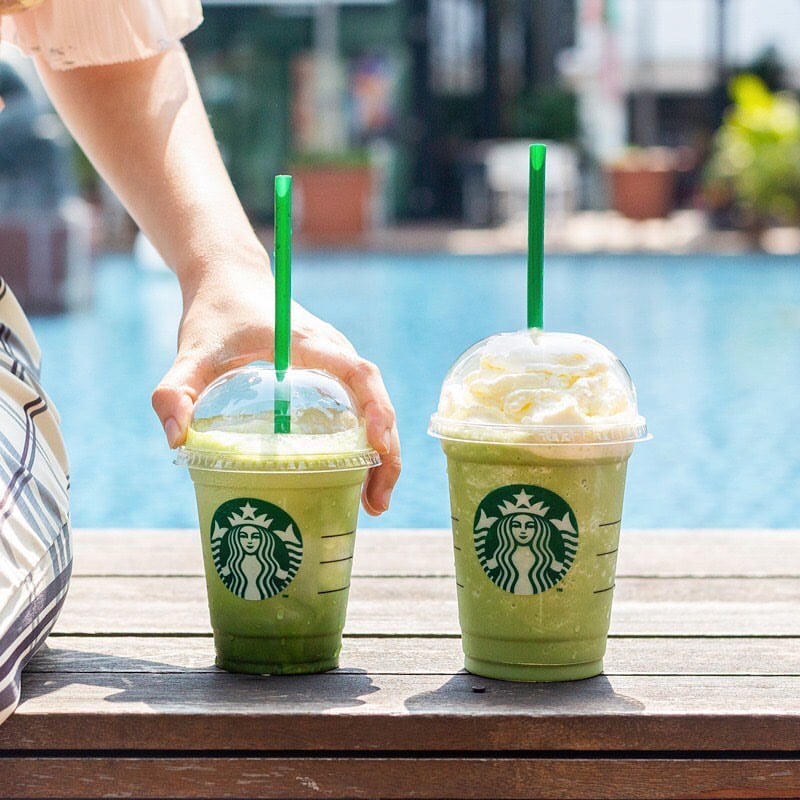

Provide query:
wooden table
left=2, top=529, right=799, bottom=799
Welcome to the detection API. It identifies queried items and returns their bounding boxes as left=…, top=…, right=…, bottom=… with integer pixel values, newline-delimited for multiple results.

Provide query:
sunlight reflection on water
left=31, top=252, right=800, bottom=529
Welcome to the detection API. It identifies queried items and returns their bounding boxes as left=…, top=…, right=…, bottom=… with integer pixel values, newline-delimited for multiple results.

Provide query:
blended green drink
left=179, top=363, right=379, bottom=675
left=430, top=330, right=647, bottom=682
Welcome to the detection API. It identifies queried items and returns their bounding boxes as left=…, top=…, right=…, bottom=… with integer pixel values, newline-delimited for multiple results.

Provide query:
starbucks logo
left=210, top=498, right=303, bottom=601
left=474, top=485, right=578, bottom=595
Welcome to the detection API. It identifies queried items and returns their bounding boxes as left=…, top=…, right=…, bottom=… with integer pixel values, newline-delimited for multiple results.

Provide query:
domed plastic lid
left=177, top=362, right=380, bottom=472
left=429, top=330, right=648, bottom=446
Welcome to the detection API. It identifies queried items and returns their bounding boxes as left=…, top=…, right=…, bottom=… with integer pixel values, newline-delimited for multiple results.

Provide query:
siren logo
left=473, top=485, right=578, bottom=595
left=210, top=498, right=303, bottom=601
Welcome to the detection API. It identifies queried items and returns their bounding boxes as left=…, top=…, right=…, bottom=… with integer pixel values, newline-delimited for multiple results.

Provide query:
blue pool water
left=30, top=252, right=800, bottom=529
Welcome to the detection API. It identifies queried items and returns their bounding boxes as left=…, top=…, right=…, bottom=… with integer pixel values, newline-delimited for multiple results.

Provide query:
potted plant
left=290, top=150, right=374, bottom=246
left=703, top=74, right=800, bottom=236
left=606, top=147, right=678, bottom=220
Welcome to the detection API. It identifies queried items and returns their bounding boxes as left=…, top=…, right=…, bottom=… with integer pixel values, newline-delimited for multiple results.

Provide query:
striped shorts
left=0, top=278, right=70, bottom=726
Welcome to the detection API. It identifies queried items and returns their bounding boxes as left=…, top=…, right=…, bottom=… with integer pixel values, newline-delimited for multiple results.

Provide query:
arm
left=34, top=46, right=400, bottom=514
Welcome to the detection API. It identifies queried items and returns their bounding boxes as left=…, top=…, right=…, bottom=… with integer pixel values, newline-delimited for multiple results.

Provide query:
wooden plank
left=616, top=529, right=800, bottom=577
left=5, top=674, right=800, bottom=752
left=52, top=576, right=800, bottom=636
left=3, top=756, right=799, bottom=799
left=70, top=528, right=800, bottom=578
left=29, top=636, right=800, bottom=677
left=6, top=673, right=800, bottom=752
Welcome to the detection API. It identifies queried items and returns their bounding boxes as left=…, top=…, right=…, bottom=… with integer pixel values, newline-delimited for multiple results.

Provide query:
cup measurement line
left=593, top=583, right=616, bottom=594
left=451, top=516, right=460, bottom=523
left=320, top=529, right=356, bottom=540
left=599, top=519, right=622, bottom=528
left=597, top=548, right=619, bottom=557
left=319, top=555, right=354, bottom=565
left=317, top=584, right=350, bottom=595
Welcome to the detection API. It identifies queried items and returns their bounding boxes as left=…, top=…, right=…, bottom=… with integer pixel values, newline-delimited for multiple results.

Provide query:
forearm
left=34, top=46, right=269, bottom=300
left=35, top=46, right=400, bottom=509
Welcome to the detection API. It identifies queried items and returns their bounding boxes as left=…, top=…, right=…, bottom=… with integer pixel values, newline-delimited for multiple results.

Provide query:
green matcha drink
left=179, top=363, right=379, bottom=675
left=430, top=330, right=647, bottom=682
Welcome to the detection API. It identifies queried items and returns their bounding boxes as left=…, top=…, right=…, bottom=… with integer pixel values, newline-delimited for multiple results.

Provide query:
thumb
left=152, top=357, right=209, bottom=448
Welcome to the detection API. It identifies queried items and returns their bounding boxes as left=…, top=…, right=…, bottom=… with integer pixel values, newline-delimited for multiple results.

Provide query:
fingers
left=337, top=358, right=401, bottom=514
left=152, top=356, right=215, bottom=448
left=346, top=362, right=401, bottom=515
left=362, top=422, right=401, bottom=516
left=155, top=313, right=402, bottom=512
left=297, top=344, right=401, bottom=514
left=348, top=362, right=395, bottom=453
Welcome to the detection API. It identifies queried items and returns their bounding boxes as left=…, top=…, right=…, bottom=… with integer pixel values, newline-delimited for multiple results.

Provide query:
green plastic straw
left=274, top=174, right=292, bottom=434
left=527, top=143, right=546, bottom=329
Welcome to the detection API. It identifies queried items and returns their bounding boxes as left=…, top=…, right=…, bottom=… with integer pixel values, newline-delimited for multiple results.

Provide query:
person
left=0, top=0, right=401, bottom=725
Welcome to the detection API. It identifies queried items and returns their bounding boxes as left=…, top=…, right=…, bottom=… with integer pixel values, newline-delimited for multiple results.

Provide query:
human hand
left=151, top=264, right=400, bottom=515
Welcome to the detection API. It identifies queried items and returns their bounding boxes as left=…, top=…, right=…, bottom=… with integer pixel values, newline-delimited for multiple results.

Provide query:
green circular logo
left=210, top=498, right=303, bottom=601
left=473, top=485, right=578, bottom=595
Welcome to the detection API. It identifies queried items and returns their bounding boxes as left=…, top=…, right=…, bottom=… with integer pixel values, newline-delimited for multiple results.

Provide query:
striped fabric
left=0, top=277, right=70, bottom=726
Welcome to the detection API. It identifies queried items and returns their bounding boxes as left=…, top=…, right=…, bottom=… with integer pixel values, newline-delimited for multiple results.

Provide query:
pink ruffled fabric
left=1, top=0, right=202, bottom=70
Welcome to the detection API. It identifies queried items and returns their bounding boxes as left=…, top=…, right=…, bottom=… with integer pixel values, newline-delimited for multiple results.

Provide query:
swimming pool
left=30, top=252, right=800, bottom=529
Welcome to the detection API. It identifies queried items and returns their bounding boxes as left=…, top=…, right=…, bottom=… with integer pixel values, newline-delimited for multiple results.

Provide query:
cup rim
left=176, top=446, right=381, bottom=473
left=428, top=414, right=649, bottom=446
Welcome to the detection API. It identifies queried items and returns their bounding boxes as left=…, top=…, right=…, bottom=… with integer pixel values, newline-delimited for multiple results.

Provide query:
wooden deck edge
left=4, top=755, right=799, bottom=799
left=4, top=713, right=799, bottom=753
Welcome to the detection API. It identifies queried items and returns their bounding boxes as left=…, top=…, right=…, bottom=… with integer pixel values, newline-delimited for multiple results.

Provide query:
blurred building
left=189, top=1, right=410, bottom=223
left=194, top=1, right=800, bottom=224
left=3, top=0, right=780, bottom=233
left=567, top=0, right=800, bottom=157
left=0, top=52, right=91, bottom=313
left=619, top=0, right=800, bottom=146
left=189, top=0, right=576, bottom=223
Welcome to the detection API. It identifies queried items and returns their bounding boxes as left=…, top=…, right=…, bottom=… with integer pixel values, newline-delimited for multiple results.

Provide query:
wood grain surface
left=4, top=528, right=798, bottom=800
left=27, top=636, right=800, bottom=676
left=6, top=673, right=800, bottom=752
left=4, top=757, right=800, bottom=799
left=70, top=528, right=800, bottom=578
left=52, top=575, right=800, bottom=636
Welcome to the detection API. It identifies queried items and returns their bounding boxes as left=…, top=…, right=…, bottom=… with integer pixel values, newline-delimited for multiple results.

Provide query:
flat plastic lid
left=177, top=363, right=380, bottom=472
left=429, top=330, right=648, bottom=446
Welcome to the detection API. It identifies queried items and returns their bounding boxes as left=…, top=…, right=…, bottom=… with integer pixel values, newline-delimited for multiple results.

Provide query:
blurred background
left=1, top=0, right=799, bottom=531
left=6, top=0, right=800, bottom=281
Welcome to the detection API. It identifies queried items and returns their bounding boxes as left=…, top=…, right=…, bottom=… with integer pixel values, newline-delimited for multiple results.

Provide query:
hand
left=151, top=263, right=401, bottom=516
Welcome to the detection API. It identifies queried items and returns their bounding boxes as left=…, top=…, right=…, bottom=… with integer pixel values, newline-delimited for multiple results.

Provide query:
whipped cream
left=432, top=330, right=646, bottom=444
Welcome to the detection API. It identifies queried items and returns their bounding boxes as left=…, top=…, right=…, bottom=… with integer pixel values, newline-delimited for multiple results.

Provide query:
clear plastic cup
left=178, top=363, right=379, bottom=675
left=429, top=330, right=648, bottom=682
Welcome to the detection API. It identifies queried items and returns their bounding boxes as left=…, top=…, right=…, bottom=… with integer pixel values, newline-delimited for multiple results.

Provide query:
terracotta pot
left=607, top=165, right=677, bottom=220
left=292, top=166, right=373, bottom=245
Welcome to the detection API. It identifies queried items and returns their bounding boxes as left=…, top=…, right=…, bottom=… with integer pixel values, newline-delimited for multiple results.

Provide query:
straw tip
left=530, top=144, right=546, bottom=170
left=275, top=174, right=292, bottom=198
